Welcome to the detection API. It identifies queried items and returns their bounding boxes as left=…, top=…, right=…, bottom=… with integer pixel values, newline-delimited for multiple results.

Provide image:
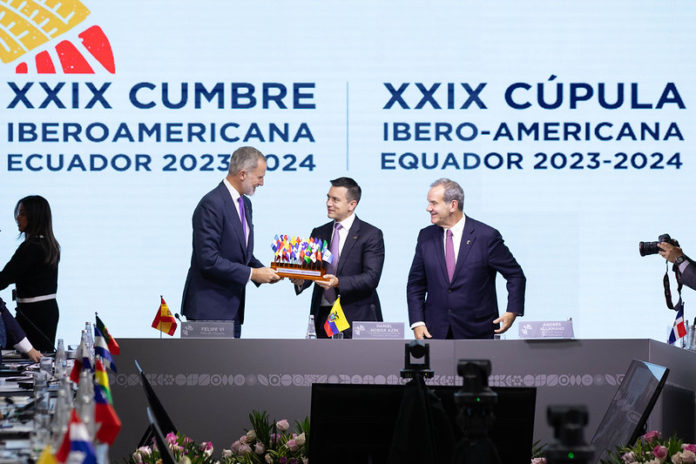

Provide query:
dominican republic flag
left=56, top=410, right=97, bottom=464
left=668, top=303, right=687, bottom=345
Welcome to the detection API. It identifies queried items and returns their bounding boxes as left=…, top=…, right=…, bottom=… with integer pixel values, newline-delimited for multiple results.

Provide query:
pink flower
left=137, top=446, right=152, bottom=457
left=131, top=451, right=143, bottom=463
left=685, top=444, right=696, bottom=453
left=182, top=437, right=193, bottom=445
left=674, top=450, right=696, bottom=464
left=653, top=445, right=668, bottom=459
left=531, top=459, right=546, bottom=464
left=270, top=433, right=280, bottom=444
left=621, top=451, right=636, bottom=463
left=254, top=442, right=265, bottom=455
left=166, top=432, right=178, bottom=445
left=643, top=431, right=661, bottom=442
left=238, top=444, right=252, bottom=455
left=286, top=439, right=298, bottom=452
left=239, top=435, right=248, bottom=444
left=276, top=419, right=290, bottom=432
left=230, top=440, right=241, bottom=453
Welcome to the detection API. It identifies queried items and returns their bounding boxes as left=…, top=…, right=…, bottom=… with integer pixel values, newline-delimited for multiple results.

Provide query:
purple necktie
left=238, top=196, right=247, bottom=243
left=324, top=223, right=342, bottom=302
left=446, top=229, right=455, bottom=282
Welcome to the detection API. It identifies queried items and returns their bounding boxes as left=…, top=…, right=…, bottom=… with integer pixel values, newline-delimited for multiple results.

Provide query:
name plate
left=353, top=322, right=405, bottom=340
left=518, top=320, right=574, bottom=339
left=181, top=321, right=237, bottom=339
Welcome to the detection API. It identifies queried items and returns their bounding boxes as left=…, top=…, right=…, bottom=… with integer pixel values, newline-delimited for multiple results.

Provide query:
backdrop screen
left=0, top=1, right=694, bottom=342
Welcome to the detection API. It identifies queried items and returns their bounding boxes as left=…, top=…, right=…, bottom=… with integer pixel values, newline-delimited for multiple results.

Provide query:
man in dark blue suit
left=0, top=297, right=42, bottom=361
left=292, top=177, right=385, bottom=338
left=407, top=178, right=525, bottom=340
left=181, top=146, right=280, bottom=338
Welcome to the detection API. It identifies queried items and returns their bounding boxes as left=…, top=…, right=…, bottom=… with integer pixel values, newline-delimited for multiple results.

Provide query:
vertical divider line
left=346, top=81, right=350, bottom=171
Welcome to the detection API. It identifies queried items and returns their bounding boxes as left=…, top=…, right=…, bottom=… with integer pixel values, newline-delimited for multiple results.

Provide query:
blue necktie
left=324, top=223, right=342, bottom=303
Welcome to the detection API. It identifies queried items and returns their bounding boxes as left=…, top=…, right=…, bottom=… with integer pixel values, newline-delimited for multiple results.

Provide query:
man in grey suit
left=181, top=146, right=279, bottom=338
left=659, top=242, right=696, bottom=290
left=292, top=177, right=385, bottom=338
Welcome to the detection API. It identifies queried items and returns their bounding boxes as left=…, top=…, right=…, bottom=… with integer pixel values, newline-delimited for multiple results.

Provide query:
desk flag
left=668, top=302, right=687, bottom=345
left=37, top=445, right=57, bottom=464
left=56, top=410, right=97, bottom=464
left=69, top=335, right=92, bottom=384
left=94, top=359, right=122, bottom=445
left=152, top=296, right=177, bottom=336
left=94, top=326, right=117, bottom=372
left=95, top=314, right=120, bottom=355
left=324, top=296, right=350, bottom=337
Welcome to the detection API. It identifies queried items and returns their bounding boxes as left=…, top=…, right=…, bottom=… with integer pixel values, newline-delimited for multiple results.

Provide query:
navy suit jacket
left=181, top=182, right=263, bottom=322
left=407, top=216, right=525, bottom=339
left=0, top=297, right=28, bottom=348
left=681, top=258, right=696, bottom=291
left=297, top=216, right=385, bottom=333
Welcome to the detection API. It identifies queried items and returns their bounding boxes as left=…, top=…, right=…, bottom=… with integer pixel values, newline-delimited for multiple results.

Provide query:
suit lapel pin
left=466, top=240, right=471, bottom=245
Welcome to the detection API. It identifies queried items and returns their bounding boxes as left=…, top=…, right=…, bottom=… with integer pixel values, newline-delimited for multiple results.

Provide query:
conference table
left=109, top=338, right=696, bottom=461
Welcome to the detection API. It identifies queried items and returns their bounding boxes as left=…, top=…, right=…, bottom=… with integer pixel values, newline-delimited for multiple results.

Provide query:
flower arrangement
left=220, top=410, right=310, bottom=464
left=530, top=431, right=696, bottom=464
left=130, top=432, right=216, bottom=464
left=602, top=431, right=696, bottom=464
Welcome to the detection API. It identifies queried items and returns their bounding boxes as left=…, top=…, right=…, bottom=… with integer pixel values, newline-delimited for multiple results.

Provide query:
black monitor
left=309, top=383, right=536, bottom=464
left=591, top=360, right=670, bottom=463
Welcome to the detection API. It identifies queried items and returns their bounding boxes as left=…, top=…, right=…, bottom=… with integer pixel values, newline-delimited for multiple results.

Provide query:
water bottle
left=305, top=315, right=317, bottom=339
left=54, top=338, right=67, bottom=377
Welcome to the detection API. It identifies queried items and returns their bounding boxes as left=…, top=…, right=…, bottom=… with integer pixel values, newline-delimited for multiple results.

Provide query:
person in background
left=0, top=297, right=42, bottom=362
left=0, top=195, right=60, bottom=352
left=658, top=241, right=696, bottom=290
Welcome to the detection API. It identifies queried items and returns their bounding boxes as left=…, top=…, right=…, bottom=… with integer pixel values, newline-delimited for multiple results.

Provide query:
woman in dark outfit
left=0, top=196, right=60, bottom=352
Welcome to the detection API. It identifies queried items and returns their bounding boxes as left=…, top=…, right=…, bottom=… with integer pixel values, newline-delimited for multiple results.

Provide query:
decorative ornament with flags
left=151, top=296, right=177, bottom=336
left=668, top=302, right=687, bottom=345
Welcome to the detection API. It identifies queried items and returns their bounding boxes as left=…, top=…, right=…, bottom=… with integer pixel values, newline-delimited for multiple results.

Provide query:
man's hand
left=251, top=267, right=281, bottom=284
left=494, top=312, right=518, bottom=334
left=315, top=274, right=338, bottom=290
left=26, top=348, right=42, bottom=363
left=413, top=325, right=432, bottom=340
left=658, top=242, right=684, bottom=264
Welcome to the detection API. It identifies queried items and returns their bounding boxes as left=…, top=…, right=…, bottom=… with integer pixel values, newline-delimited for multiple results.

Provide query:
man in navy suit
left=181, top=146, right=280, bottom=338
left=407, top=178, right=525, bottom=340
left=0, top=297, right=42, bottom=361
left=292, top=177, right=385, bottom=338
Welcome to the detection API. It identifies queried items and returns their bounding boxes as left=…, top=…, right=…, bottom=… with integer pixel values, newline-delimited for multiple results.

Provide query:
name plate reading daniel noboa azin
left=181, top=321, right=236, bottom=339
left=518, top=320, right=574, bottom=339
left=352, top=322, right=405, bottom=340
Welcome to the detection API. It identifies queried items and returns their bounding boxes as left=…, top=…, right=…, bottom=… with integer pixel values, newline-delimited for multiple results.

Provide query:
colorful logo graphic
left=0, top=0, right=114, bottom=73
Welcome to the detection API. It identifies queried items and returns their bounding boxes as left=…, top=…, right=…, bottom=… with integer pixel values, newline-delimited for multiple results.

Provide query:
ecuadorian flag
left=324, top=297, right=350, bottom=337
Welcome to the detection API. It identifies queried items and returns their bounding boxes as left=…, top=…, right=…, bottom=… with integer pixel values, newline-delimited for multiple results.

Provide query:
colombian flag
left=151, top=296, right=177, bottom=336
left=324, top=297, right=350, bottom=337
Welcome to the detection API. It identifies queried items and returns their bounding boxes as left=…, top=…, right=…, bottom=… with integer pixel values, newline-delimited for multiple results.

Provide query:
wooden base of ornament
left=271, top=262, right=328, bottom=280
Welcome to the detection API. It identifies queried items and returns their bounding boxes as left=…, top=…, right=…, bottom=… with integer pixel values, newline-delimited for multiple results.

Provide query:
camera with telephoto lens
left=639, top=234, right=679, bottom=257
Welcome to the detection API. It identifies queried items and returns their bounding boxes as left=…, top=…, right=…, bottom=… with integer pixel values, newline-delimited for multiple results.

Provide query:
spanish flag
left=151, top=296, right=177, bottom=336
left=324, top=297, right=350, bottom=337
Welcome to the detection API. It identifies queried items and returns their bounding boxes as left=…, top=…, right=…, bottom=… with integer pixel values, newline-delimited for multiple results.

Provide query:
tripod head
left=545, top=406, right=594, bottom=464
left=400, top=340, right=434, bottom=379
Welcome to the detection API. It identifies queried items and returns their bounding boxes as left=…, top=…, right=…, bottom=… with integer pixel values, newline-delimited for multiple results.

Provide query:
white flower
left=254, top=442, right=265, bottom=455
left=295, top=433, right=306, bottom=446
left=265, top=454, right=273, bottom=463
left=222, top=449, right=232, bottom=458
left=246, top=430, right=257, bottom=441
left=276, top=419, right=290, bottom=432
left=178, top=457, right=192, bottom=464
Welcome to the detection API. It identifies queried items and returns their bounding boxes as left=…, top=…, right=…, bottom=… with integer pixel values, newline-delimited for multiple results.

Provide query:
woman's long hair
left=15, top=195, right=60, bottom=266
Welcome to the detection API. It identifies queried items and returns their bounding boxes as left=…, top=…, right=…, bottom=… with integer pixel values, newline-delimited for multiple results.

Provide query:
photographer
left=658, top=242, right=696, bottom=290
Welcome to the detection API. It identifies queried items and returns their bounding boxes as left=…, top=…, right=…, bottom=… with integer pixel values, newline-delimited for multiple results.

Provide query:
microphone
left=175, top=313, right=183, bottom=322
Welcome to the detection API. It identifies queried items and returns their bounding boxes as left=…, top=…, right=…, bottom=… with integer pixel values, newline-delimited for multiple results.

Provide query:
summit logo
left=0, top=0, right=114, bottom=74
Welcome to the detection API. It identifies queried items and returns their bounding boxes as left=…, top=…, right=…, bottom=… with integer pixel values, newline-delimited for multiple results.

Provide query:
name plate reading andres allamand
left=181, top=321, right=237, bottom=339
left=518, top=320, right=574, bottom=339
left=353, top=322, right=405, bottom=340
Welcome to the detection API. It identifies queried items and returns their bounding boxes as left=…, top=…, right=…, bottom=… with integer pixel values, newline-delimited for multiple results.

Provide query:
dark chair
left=136, top=359, right=177, bottom=447
left=147, top=407, right=177, bottom=464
